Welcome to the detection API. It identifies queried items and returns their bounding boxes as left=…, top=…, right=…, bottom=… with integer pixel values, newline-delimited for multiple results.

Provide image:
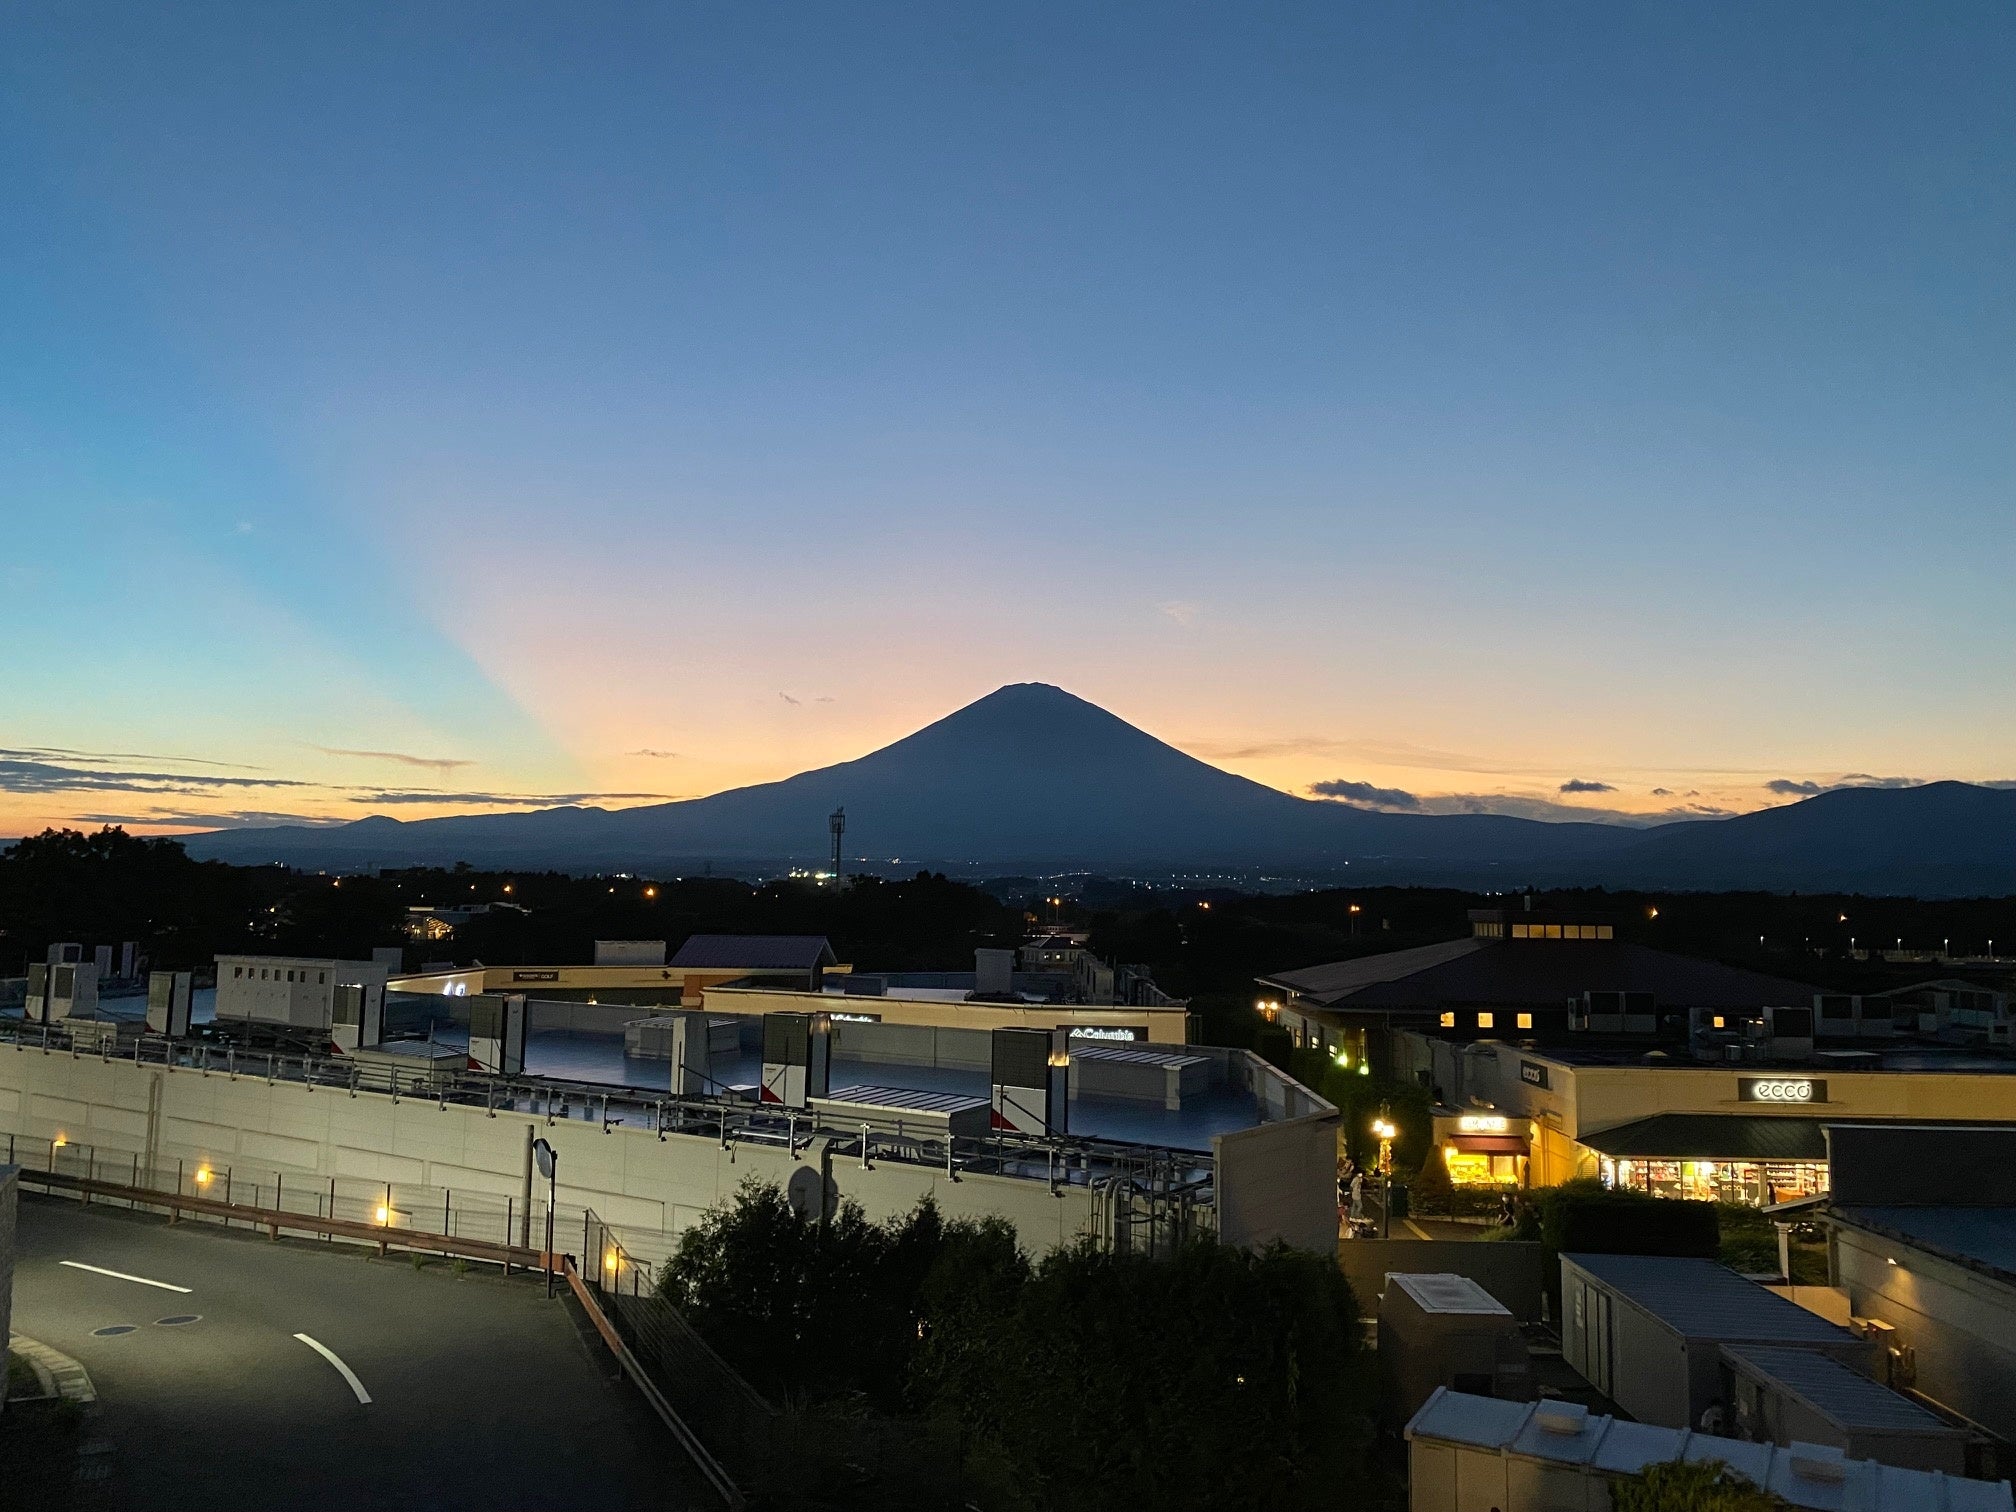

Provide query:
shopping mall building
left=1257, top=902, right=2016, bottom=1205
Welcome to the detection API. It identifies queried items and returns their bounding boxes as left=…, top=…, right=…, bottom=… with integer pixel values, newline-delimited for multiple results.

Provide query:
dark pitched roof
left=668, top=934, right=838, bottom=971
left=1260, top=938, right=1817, bottom=1012
left=1258, top=939, right=1486, bottom=1001
left=1580, top=1114, right=1829, bottom=1161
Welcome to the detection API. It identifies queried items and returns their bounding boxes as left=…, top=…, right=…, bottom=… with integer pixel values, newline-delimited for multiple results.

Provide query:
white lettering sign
left=1741, top=1077, right=1820, bottom=1104
left=1458, top=1115, right=1510, bottom=1134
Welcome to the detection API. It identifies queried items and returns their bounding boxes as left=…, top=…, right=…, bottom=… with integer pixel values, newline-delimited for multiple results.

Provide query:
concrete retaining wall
left=0, top=1042, right=1098, bottom=1269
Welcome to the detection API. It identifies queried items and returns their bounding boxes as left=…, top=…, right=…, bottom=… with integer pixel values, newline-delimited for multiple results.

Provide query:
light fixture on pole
left=532, top=1137, right=559, bottom=1299
left=1371, top=1108, right=1397, bottom=1239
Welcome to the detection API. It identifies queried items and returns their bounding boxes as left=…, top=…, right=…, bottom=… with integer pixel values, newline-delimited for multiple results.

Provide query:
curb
left=8, top=1332, right=98, bottom=1405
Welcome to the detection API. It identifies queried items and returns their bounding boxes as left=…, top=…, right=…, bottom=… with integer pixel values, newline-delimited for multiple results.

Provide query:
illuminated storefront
left=1431, top=1107, right=1529, bottom=1186
left=1584, top=1113, right=1831, bottom=1206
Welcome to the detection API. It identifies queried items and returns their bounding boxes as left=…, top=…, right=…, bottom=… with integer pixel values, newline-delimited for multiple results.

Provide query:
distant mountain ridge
left=182, top=683, right=2016, bottom=893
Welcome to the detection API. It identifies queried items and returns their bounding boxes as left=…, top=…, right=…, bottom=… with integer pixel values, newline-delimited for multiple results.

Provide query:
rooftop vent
left=1788, top=1444, right=1848, bottom=1483
left=1535, top=1402, right=1589, bottom=1436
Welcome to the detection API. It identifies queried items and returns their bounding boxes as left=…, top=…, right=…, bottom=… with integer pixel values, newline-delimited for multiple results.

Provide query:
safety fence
left=576, top=1213, right=774, bottom=1507
left=0, top=1016, right=1217, bottom=1214
left=2, top=1129, right=569, bottom=1270
left=6, top=1132, right=756, bottom=1504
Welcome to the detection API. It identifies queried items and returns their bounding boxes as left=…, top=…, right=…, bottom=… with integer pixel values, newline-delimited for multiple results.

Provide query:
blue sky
left=2, top=3, right=2010, bottom=833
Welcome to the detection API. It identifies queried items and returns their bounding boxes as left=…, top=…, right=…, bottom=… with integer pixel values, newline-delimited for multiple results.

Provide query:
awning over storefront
left=1581, top=1114, right=1827, bottom=1162
left=1448, top=1134, right=1528, bottom=1155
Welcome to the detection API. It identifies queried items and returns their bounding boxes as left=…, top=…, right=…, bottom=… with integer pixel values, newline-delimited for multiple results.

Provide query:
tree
left=1612, top=1459, right=1788, bottom=1511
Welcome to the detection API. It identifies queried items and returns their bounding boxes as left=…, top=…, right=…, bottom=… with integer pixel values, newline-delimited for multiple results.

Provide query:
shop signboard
left=1738, top=1076, right=1826, bottom=1104
left=1520, top=1060, right=1550, bottom=1089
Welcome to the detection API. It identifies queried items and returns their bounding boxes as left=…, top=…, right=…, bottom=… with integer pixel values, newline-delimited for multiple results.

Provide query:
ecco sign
left=1739, top=1077, right=1826, bottom=1104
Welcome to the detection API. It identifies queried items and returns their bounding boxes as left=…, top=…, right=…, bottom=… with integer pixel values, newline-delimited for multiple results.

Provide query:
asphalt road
left=12, top=1194, right=701, bottom=1511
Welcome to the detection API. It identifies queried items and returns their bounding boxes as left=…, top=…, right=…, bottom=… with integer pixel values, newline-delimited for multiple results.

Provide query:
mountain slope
left=185, top=683, right=1631, bottom=870
left=180, top=685, right=2016, bottom=892
left=1600, top=781, right=2016, bottom=893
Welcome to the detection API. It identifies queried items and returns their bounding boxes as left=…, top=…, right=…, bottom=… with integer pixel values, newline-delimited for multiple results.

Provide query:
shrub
left=664, top=1181, right=1374, bottom=1511
left=918, top=1238, right=1368, bottom=1512
left=1540, top=1179, right=1718, bottom=1259
left=1612, top=1458, right=1788, bottom=1511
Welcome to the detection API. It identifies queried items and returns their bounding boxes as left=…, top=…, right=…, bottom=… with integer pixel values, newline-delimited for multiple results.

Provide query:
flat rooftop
left=1529, top=1045, right=2016, bottom=1074
left=35, top=988, right=1290, bottom=1153
left=1563, top=1254, right=1855, bottom=1346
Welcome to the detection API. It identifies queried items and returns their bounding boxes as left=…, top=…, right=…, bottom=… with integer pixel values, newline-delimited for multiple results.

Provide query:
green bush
left=917, top=1238, right=1368, bottom=1512
left=1716, top=1205, right=1781, bottom=1276
left=1252, top=1022, right=1294, bottom=1070
left=1540, top=1179, right=1718, bottom=1259
left=664, top=1180, right=1373, bottom=1512
left=659, top=1178, right=1024, bottom=1408
left=1612, top=1458, right=1788, bottom=1511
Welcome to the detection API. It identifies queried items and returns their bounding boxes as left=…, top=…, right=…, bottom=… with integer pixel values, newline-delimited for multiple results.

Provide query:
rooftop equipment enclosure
left=1561, top=1253, right=1868, bottom=1429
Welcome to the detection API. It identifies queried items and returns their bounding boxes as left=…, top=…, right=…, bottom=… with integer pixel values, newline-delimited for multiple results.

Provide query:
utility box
left=761, top=1012, right=831, bottom=1107
left=22, top=964, right=48, bottom=1025
left=329, top=982, right=386, bottom=1053
left=990, top=1027, right=1069, bottom=1134
left=49, top=962, right=99, bottom=1021
left=973, top=948, right=1017, bottom=998
left=1720, top=1344, right=1969, bottom=1475
left=1379, top=1272, right=1533, bottom=1428
left=1562, top=1254, right=1867, bottom=1430
left=661, top=1010, right=714, bottom=1096
left=467, top=993, right=527, bottom=1075
left=145, top=971, right=194, bottom=1037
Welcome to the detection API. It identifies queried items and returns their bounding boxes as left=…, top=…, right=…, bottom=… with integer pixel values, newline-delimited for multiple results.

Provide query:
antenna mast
left=828, top=807, right=846, bottom=890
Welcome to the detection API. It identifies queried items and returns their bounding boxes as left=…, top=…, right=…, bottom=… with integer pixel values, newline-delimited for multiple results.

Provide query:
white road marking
left=59, top=1261, right=192, bottom=1294
left=293, top=1334, right=372, bottom=1404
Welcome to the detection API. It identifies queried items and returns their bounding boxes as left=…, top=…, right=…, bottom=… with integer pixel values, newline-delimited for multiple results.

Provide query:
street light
left=1372, top=1108, right=1397, bottom=1239
left=532, top=1137, right=559, bottom=1299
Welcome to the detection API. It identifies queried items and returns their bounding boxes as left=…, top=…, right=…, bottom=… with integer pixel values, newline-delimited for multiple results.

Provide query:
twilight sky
left=3, top=3, right=2011, bottom=839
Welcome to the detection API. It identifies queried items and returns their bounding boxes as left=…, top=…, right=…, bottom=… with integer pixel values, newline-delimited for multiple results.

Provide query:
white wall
left=0, top=1040, right=1101, bottom=1268
left=1836, top=1221, right=2016, bottom=1445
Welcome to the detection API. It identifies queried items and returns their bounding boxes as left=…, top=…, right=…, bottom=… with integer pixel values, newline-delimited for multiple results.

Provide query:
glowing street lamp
left=1372, top=1107, right=1398, bottom=1238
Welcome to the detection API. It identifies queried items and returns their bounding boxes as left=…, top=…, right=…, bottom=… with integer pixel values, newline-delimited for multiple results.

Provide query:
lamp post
left=532, top=1137, right=558, bottom=1299
left=1372, top=1109, right=1397, bottom=1239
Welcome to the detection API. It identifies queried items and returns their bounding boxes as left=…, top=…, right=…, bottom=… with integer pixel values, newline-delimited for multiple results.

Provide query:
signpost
left=532, top=1137, right=558, bottom=1298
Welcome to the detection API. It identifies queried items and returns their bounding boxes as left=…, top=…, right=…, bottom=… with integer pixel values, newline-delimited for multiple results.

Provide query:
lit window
left=1512, top=924, right=1530, bottom=939
left=1477, top=1012, right=1494, bottom=1029
left=1712, top=1016, right=1726, bottom=1029
left=1545, top=925, right=1563, bottom=940
left=1440, top=1012, right=1455, bottom=1028
left=1597, top=925, right=1613, bottom=939
left=1517, top=1013, right=1533, bottom=1030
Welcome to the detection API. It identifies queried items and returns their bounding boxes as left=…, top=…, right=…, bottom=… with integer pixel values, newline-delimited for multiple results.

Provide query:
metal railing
left=579, top=1211, right=773, bottom=1506
left=7, top=1131, right=759, bottom=1503
left=0, top=1015, right=1219, bottom=1246
left=2, top=1129, right=567, bottom=1269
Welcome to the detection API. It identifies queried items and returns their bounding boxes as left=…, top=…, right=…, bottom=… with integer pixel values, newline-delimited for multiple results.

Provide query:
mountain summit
left=183, top=684, right=2016, bottom=891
